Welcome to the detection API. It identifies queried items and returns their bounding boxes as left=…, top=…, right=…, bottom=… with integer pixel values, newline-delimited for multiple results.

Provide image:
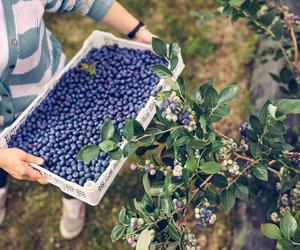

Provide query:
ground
left=0, top=1, right=257, bottom=249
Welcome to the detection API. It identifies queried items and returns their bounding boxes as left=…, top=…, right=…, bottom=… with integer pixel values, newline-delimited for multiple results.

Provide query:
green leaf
left=185, top=157, right=199, bottom=173
left=252, top=165, right=268, bottom=181
left=140, top=135, right=155, bottom=146
left=161, top=197, right=171, bottom=215
left=229, top=0, right=245, bottom=6
left=168, top=222, right=180, bottom=241
left=250, top=143, right=262, bottom=159
left=234, top=183, right=249, bottom=202
left=109, top=147, right=123, bottom=160
left=119, top=207, right=127, bottom=224
left=190, top=88, right=202, bottom=102
left=111, top=224, right=126, bottom=242
left=210, top=104, right=231, bottom=122
left=204, top=86, right=219, bottom=108
left=151, top=65, right=173, bottom=78
left=294, top=226, right=300, bottom=243
left=219, top=85, right=240, bottom=103
left=134, top=199, right=145, bottom=215
left=272, top=20, right=283, bottom=41
left=261, top=223, right=283, bottom=240
left=123, top=119, right=134, bottom=141
left=280, top=211, right=297, bottom=239
left=99, top=140, right=117, bottom=152
left=168, top=41, right=180, bottom=59
left=77, top=144, right=100, bottom=163
left=270, top=73, right=281, bottom=83
left=211, top=174, right=228, bottom=188
left=101, top=120, right=115, bottom=141
left=259, top=12, right=276, bottom=26
left=113, top=128, right=121, bottom=142
left=133, top=120, right=145, bottom=136
left=123, top=142, right=137, bottom=157
left=186, top=139, right=207, bottom=150
left=277, top=99, right=300, bottom=115
left=200, top=161, right=222, bottom=174
left=143, top=174, right=152, bottom=198
left=221, top=187, right=236, bottom=213
left=152, top=37, right=168, bottom=58
left=278, top=239, right=295, bottom=250
left=136, top=229, right=154, bottom=250
left=163, top=175, right=172, bottom=194
left=249, top=115, right=263, bottom=135
left=295, top=211, right=300, bottom=224
left=170, top=55, right=179, bottom=71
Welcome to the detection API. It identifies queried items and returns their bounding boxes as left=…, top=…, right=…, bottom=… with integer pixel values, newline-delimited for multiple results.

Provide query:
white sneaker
left=0, top=184, right=8, bottom=224
left=59, top=198, right=86, bottom=239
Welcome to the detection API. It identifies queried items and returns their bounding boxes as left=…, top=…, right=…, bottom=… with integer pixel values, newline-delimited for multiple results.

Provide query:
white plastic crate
left=0, top=31, right=185, bottom=206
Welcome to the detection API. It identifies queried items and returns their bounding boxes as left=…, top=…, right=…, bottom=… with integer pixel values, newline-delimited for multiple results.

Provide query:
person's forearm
left=102, top=1, right=139, bottom=36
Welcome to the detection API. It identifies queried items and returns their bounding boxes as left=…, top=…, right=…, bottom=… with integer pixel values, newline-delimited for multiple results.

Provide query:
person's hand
left=135, top=28, right=156, bottom=44
left=0, top=148, right=48, bottom=184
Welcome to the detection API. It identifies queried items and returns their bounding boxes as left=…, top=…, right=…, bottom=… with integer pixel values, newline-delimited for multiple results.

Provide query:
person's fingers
left=17, top=163, right=48, bottom=184
left=37, top=178, right=48, bottom=185
left=25, top=167, right=48, bottom=184
left=22, top=152, right=44, bottom=165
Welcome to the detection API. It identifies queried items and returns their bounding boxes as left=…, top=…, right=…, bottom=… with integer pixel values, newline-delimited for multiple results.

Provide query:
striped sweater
left=0, top=0, right=113, bottom=132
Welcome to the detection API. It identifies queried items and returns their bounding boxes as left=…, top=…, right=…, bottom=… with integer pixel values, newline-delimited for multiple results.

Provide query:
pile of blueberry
left=9, top=45, right=165, bottom=186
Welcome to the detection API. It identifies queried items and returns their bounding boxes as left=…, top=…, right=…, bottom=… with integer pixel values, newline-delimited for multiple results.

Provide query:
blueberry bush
left=194, top=0, right=300, bottom=145
left=75, top=38, right=300, bottom=250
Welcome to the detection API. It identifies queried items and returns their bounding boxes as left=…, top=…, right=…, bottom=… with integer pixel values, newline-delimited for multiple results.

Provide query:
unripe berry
left=138, top=218, right=144, bottom=225
left=150, top=169, right=156, bottom=176
left=130, top=163, right=137, bottom=170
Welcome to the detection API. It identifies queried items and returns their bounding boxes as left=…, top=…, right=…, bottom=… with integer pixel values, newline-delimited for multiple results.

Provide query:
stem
left=228, top=160, right=260, bottom=187
left=134, top=126, right=182, bottom=142
left=289, top=22, right=299, bottom=65
left=278, top=159, right=300, bottom=174
left=233, top=152, right=281, bottom=179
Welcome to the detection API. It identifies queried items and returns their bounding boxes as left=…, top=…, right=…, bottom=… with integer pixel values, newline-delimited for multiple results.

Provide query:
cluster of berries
left=130, top=217, right=145, bottom=230
left=271, top=180, right=300, bottom=222
left=130, top=160, right=159, bottom=176
left=130, top=159, right=184, bottom=178
left=291, top=153, right=300, bottom=168
left=219, top=138, right=238, bottom=161
left=172, top=198, right=185, bottom=212
left=158, top=91, right=197, bottom=131
left=239, top=121, right=249, bottom=139
left=239, top=138, right=249, bottom=151
left=9, top=45, right=164, bottom=186
left=284, top=11, right=300, bottom=24
left=185, top=233, right=202, bottom=250
left=173, top=159, right=183, bottom=177
left=221, top=159, right=240, bottom=176
left=127, top=226, right=155, bottom=248
left=194, top=199, right=217, bottom=227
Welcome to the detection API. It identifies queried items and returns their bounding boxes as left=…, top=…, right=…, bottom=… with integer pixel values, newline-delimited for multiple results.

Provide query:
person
left=0, top=0, right=154, bottom=239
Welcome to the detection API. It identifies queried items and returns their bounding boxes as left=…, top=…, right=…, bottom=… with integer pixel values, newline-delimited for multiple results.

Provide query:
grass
left=0, top=0, right=258, bottom=249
